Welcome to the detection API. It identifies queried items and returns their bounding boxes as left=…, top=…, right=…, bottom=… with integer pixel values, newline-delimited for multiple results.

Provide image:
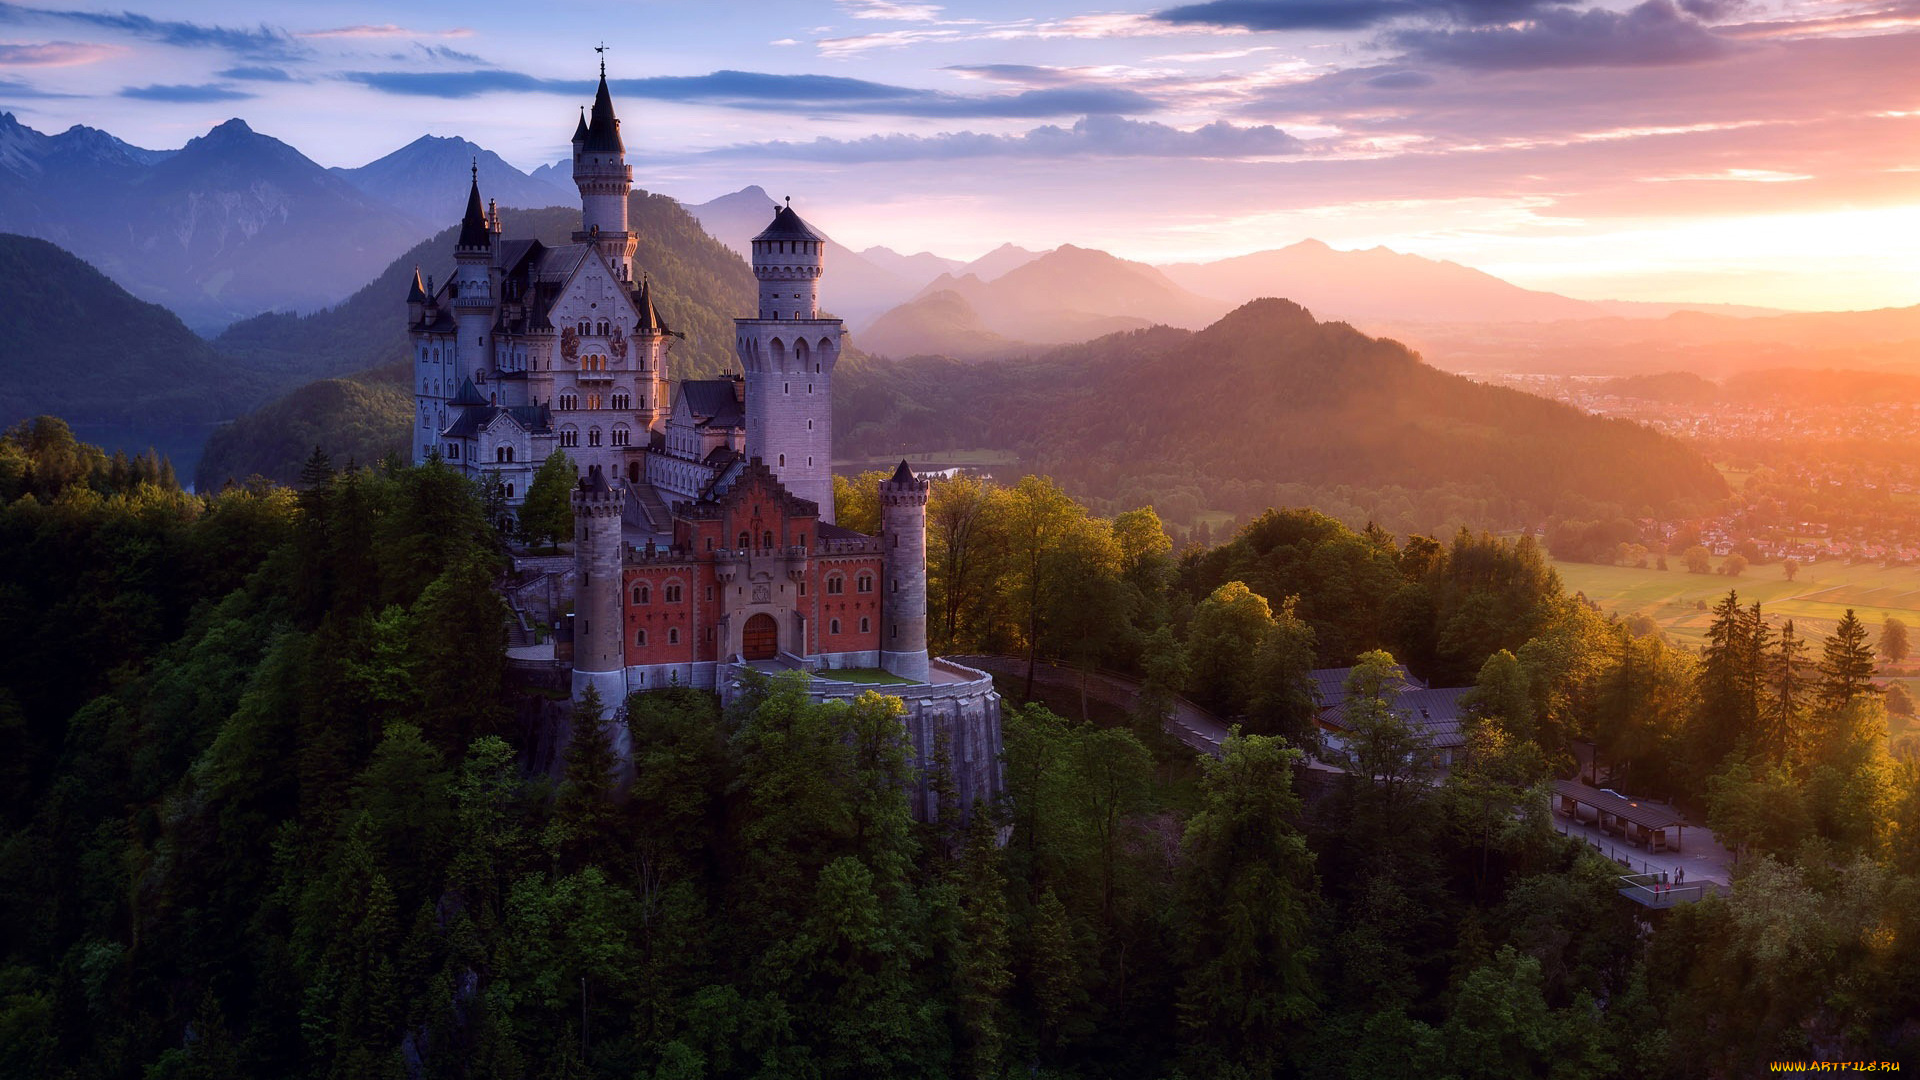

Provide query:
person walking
left=1675, top=866, right=1685, bottom=888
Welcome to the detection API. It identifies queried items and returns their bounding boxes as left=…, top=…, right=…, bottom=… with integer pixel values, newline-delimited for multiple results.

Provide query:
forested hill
left=839, top=299, right=1727, bottom=529
left=0, top=234, right=266, bottom=427
left=198, top=191, right=756, bottom=488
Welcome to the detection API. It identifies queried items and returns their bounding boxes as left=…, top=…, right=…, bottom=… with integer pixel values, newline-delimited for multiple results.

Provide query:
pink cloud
left=0, top=40, right=121, bottom=66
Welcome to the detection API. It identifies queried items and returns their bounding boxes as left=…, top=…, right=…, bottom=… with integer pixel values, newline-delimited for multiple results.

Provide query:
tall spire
left=584, top=60, right=623, bottom=153
left=572, top=106, right=589, bottom=144
left=457, top=159, right=489, bottom=249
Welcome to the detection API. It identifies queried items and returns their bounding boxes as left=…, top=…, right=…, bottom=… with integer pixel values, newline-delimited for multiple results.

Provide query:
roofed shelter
left=1552, top=779, right=1687, bottom=853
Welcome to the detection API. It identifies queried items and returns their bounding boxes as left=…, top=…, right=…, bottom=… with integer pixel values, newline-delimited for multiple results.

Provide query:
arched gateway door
left=742, top=613, right=778, bottom=661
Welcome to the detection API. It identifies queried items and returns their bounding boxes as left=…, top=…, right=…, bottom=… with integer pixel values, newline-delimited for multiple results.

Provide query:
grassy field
left=1551, top=554, right=1920, bottom=652
left=813, top=667, right=915, bottom=685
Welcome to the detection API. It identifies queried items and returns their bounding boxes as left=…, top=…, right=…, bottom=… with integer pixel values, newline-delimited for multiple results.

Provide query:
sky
left=2, top=0, right=1918, bottom=310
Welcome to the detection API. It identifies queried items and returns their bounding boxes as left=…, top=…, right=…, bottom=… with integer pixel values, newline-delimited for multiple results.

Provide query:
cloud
left=341, top=67, right=1164, bottom=117
left=1365, top=68, right=1435, bottom=88
left=839, top=0, right=946, bottom=19
left=411, top=43, right=488, bottom=64
left=216, top=64, right=292, bottom=82
left=0, top=73, right=75, bottom=96
left=298, top=24, right=471, bottom=38
left=0, top=4, right=297, bottom=56
left=0, top=40, right=118, bottom=65
left=119, top=82, right=253, bottom=102
left=1390, top=0, right=1735, bottom=70
left=1154, top=0, right=1573, bottom=32
left=710, top=114, right=1306, bottom=162
left=817, top=12, right=1244, bottom=57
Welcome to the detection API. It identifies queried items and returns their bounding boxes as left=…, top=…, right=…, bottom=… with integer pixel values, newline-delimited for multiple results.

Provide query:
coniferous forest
left=2, top=416, right=1917, bottom=1079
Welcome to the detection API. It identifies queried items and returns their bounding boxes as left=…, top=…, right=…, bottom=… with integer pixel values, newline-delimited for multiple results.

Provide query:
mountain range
left=836, top=298, right=1730, bottom=531
left=331, top=135, right=575, bottom=227
left=0, top=113, right=428, bottom=331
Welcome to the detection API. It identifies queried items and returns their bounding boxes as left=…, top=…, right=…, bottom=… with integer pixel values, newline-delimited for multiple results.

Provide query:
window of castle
left=668, top=628, right=679, bottom=645
left=665, top=584, right=683, bottom=603
left=830, top=618, right=841, bottom=635
left=636, top=629, right=647, bottom=646
left=634, top=585, right=649, bottom=604
left=738, top=531, right=750, bottom=549
left=860, top=617, right=870, bottom=634
left=827, top=575, right=844, bottom=595
left=857, top=574, right=873, bottom=593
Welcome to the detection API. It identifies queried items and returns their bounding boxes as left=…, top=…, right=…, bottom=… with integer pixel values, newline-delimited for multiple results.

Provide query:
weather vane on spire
left=595, top=42, right=608, bottom=78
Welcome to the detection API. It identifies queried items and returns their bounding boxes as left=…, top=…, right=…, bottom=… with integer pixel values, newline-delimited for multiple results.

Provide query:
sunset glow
left=2, top=0, right=1917, bottom=310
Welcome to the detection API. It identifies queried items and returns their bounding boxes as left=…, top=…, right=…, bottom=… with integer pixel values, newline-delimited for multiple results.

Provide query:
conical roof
left=889, top=460, right=916, bottom=484
left=405, top=265, right=427, bottom=303
left=450, top=377, right=488, bottom=407
left=571, top=107, right=589, bottom=144
left=457, top=167, right=489, bottom=249
left=753, top=201, right=825, bottom=243
left=633, top=276, right=668, bottom=333
left=583, top=73, right=623, bottom=153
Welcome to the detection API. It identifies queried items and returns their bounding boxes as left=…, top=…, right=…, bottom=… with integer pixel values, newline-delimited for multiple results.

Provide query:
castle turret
left=405, top=265, right=426, bottom=325
left=631, top=276, right=673, bottom=432
left=879, top=460, right=930, bottom=683
left=453, top=164, right=495, bottom=388
left=571, top=465, right=627, bottom=712
left=572, top=62, right=635, bottom=280
left=736, top=200, right=842, bottom=521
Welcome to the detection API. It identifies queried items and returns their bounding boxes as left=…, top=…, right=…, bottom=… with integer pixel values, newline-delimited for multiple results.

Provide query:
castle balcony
left=576, top=366, right=617, bottom=381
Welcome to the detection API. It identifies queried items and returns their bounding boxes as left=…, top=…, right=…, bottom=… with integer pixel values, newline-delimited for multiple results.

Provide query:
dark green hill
left=0, top=233, right=264, bottom=427
left=199, top=190, right=755, bottom=487
left=838, top=299, right=1727, bottom=530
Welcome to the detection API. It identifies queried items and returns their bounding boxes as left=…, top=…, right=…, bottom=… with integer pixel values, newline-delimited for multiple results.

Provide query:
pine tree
left=950, top=812, right=1012, bottom=1080
left=1764, top=619, right=1810, bottom=763
left=548, top=684, right=619, bottom=870
left=1816, top=609, right=1878, bottom=718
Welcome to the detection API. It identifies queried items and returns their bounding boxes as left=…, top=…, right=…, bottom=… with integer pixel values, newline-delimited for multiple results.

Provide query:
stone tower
left=630, top=276, right=673, bottom=429
left=570, top=465, right=627, bottom=713
left=736, top=201, right=842, bottom=522
left=572, top=63, right=635, bottom=281
left=879, top=460, right=931, bottom=683
left=452, top=166, right=497, bottom=387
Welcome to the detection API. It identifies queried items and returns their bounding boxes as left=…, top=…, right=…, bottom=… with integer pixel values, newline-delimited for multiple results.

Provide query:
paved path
left=1551, top=812, right=1737, bottom=885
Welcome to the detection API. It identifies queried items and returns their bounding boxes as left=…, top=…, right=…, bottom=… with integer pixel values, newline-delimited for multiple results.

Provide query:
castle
left=412, top=65, right=1003, bottom=813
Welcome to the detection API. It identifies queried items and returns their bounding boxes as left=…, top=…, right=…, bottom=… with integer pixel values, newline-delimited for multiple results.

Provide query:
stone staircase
left=626, top=482, right=673, bottom=533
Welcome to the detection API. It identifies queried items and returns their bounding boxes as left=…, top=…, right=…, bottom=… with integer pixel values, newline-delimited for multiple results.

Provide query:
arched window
left=826, top=574, right=844, bottom=595
left=830, top=618, right=841, bottom=635
left=762, top=530, right=774, bottom=549
left=505, top=482, right=514, bottom=498
left=587, top=392, right=602, bottom=410
left=634, top=585, right=649, bottom=604
left=588, top=428, right=602, bottom=447
left=636, top=629, right=647, bottom=646
left=794, top=338, right=810, bottom=365
left=664, top=584, right=683, bottom=602
left=859, top=617, right=871, bottom=634
left=778, top=454, right=785, bottom=467
left=857, top=573, right=873, bottom=593
left=668, top=628, right=679, bottom=645
left=738, top=531, right=751, bottom=550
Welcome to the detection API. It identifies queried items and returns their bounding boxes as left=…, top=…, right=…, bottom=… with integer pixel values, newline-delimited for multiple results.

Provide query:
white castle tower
left=452, top=165, right=498, bottom=388
left=572, top=60, right=635, bottom=281
left=735, top=200, right=842, bottom=522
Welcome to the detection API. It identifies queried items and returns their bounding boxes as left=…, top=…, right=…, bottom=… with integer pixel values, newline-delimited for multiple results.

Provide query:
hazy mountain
left=863, top=244, right=1230, bottom=356
left=0, top=233, right=264, bottom=428
left=839, top=298, right=1728, bottom=524
left=856, top=245, right=963, bottom=284
left=856, top=290, right=1033, bottom=361
left=683, top=184, right=932, bottom=324
left=1589, top=299, right=1788, bottom=319
left=1161, top=239, right=1607, bottom=325
left=1400, top=303, right=1920, bottom=379
left=333, top=135, right=573, bottom=225
left=958, top=242, right=1046, bottom=282
left=0, top=113, right=429, bottom=331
